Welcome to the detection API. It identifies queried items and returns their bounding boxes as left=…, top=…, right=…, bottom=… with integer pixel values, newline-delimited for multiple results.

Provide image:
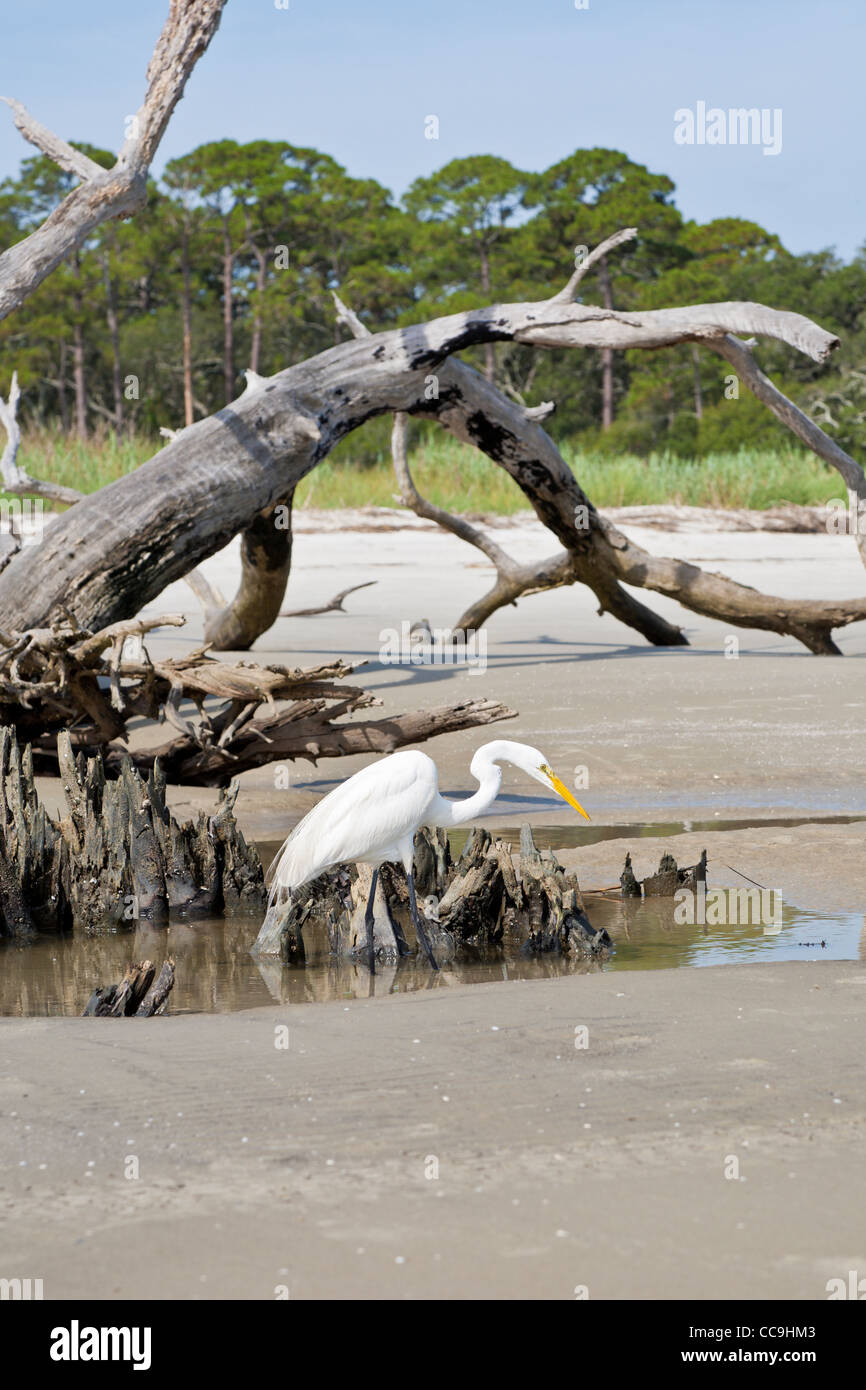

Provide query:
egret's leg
left=407, top=869, right=439, bottom=971
left=364, top=867, right=379, bottom=975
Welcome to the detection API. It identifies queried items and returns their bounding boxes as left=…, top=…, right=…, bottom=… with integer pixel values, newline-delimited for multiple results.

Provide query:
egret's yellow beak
left=542, top=765, right=591, bottom=821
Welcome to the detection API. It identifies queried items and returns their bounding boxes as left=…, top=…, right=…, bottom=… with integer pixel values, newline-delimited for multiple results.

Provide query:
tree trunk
left=72, top=314, right=87, bottom=439
left=597, top=254, right=615, bottom=431
left=222, top=224, right=235, bottom=405
left=181, top=228, right=194, bottom=427
left=102, top=248, right=124, bottom=435
left=56, top=339, right=69, bottom=432
left=479, top=245, right=496, bottom=385
left=250, top=244, right=267, bottom=376
left=692, top=345, right=703, bottom=422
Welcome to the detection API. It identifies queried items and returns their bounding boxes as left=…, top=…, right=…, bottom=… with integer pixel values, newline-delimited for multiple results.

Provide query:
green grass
left=14, top=425, right=154, bottom=496
left=297, top=436, right=845, bottom=512
left=10, top=425, right=846, bottom=513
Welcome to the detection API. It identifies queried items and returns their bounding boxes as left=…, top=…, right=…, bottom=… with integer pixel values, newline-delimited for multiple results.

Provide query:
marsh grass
left=7, top=425, right=845, bottom=514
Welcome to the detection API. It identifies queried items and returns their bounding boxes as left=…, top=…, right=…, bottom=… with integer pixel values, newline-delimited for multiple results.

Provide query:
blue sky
left=1, top=0, right=863, bottom=259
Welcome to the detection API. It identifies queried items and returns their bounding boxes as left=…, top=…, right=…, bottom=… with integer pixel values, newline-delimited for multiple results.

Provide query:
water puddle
left=1, top=896, right=859, bottom=1018
left=3, top=819, right=862, bottom=1016
left=444, top=814, right=866, bottom=854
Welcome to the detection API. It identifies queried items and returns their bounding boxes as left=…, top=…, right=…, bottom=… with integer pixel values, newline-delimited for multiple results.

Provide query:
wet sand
left=5, top=511, right=866, bottom=1300
left=2, top=961, right=864, bottom=1299
left=129, top=508, right=866, bottom=836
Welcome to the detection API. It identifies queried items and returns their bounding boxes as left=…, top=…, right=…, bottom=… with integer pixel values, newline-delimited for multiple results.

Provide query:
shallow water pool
left=1, top=894, right=859, bottom=1017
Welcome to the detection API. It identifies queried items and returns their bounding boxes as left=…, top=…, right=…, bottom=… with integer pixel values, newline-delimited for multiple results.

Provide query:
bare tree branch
left=551, top=226, right=638, bottom=303
left=0, top=0, right=225, bottom=321
left=0, top=372, right=83, bottom=505
left=0, top=612, right=517, bottom=782
left=280, top=581, right=377, bottom=618
left=710, top=333, right=866, bottom=566
left=0, top=98, right=103, bottom=180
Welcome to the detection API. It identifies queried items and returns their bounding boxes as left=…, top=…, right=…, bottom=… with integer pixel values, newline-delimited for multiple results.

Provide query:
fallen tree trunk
left=2, top=214, right=863, bottom=655
left=126, top=695, right=516, bottom=784
left=342, top=288, right=866, bottom=655
left=0, top=291, right=853, bottom=646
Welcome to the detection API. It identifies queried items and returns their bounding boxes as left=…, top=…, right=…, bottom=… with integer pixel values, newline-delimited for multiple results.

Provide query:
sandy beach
left=5, top=510, right=866, bottom=1300
left=3, top=962, right=864, bottom=1300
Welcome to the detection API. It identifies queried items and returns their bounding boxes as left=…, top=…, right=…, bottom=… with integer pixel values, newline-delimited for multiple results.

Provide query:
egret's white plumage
left=268, top=740, right=589, bottom=919
left=268, top=749, right=440, bottom=900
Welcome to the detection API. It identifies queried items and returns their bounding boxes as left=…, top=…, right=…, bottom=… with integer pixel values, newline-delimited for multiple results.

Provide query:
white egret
left=267, top=739, right=590, bottom=973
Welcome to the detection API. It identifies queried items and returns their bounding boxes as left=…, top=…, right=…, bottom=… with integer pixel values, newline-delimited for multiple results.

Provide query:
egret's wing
left=268, top=751, right=438, bottom=900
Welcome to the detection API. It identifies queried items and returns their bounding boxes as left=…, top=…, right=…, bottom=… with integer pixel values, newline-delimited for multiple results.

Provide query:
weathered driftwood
left=279, top=581, right=377, bottom=619
left=253, top=822, right=611, bottom=964
left=0, top=614, right=515, bottom=785
left=364, top=292, right=866, bottom=655
left=0, top=372, right=81, bottom=506
left=0, top=725, right=264, bottom=939
left=619, top=849, right=708, bottom=899
left=1, top=272, right=863, bottom=660
left=82, top=958, right=176, bottom=1017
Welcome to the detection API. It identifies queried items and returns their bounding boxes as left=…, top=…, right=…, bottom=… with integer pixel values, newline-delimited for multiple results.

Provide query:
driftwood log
left=0, top=724, right=264, bottom=939
left=82, top=958, right=176, bottom=1017
left=253, top=823, right=613, bottom=965
left=0, top=613, right=515, bottom=783
left=2, top=281, right=864, bottom=657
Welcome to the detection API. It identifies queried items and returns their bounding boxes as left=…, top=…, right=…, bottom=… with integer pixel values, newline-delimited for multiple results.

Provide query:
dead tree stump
left=82, top=958, right=176, bottom=1016
left=253, top=822, right=611, bottom=963
left=0, top=725, right=265, bottom=939
left=619, top=848, right=708, bottom=899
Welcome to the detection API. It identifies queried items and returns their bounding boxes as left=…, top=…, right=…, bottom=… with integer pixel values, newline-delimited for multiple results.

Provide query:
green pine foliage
left=1, top=141, right=863, bottom=507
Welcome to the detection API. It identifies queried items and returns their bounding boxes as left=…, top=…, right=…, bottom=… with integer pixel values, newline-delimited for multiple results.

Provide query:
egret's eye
left=540, top=763, right=553, bottom=779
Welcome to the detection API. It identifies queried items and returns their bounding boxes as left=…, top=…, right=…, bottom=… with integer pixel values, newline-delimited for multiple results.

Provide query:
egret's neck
left=435, top=756, right=502, bottom=827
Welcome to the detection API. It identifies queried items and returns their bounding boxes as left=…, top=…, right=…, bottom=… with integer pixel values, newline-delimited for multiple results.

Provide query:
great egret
left=267, top=739, right=590, bottom=973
